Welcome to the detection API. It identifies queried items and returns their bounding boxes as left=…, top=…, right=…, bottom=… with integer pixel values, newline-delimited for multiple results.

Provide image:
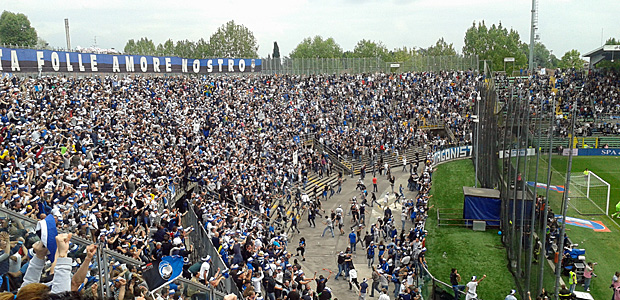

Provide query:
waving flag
left=141, top=255, right=184, bottom=293
left=35, top=214, right=58, bottom=262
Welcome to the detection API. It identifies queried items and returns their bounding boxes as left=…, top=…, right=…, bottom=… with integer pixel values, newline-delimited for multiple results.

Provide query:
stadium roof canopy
left=583, top=44, right=620, bottom=68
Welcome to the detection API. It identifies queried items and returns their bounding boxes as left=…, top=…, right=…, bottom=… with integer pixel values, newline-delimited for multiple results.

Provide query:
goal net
left=568, top=171, right=611, bottom=216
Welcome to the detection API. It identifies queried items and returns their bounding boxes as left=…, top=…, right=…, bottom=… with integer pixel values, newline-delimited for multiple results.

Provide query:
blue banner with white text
left=0, top=47, right=261, bottom=74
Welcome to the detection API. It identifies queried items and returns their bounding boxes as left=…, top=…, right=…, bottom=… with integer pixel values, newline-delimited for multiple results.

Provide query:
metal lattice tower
left=528, top=0, right=539, bottom=72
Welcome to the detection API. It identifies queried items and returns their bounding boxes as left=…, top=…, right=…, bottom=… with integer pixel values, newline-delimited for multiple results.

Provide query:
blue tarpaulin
left=463, top=187, right=501, bottom=226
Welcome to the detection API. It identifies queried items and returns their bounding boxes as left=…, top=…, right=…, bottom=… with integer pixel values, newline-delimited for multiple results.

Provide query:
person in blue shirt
left=349, top=231, right=357, bottom=252
left=366, top=242, right=376, bottom=267
left=359, top=278, right=369, bottom=300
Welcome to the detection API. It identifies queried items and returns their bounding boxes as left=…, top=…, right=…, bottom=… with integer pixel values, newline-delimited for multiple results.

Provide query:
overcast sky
left=3, top=0, right=619, bottom=59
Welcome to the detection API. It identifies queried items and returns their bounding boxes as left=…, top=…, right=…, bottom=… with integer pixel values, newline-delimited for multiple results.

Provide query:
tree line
left=1, top=10, right=618, bottom=71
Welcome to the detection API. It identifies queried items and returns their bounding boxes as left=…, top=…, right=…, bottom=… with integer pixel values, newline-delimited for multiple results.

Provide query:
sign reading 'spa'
left=0, top=47, right=261, bottom=74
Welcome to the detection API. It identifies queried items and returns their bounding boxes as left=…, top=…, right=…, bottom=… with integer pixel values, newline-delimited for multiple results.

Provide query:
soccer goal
left=568, top=171, right=611, bottom=216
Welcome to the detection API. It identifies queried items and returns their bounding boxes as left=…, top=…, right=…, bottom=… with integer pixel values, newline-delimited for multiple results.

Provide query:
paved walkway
left=291, top=167, right=417, bottom=298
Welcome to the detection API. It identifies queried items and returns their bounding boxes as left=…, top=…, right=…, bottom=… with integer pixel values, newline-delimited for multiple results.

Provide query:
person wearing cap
left=359, top=277, right=369, bottom=300
left=504, top=289, right=518, bottom=300
left=465, top=274, right=486, bottom=300
left=199, top=255, right=212, bottom=284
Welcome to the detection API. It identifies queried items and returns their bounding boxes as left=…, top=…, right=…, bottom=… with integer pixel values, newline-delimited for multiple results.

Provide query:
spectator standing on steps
left=402, top=157, right=407, bottom=172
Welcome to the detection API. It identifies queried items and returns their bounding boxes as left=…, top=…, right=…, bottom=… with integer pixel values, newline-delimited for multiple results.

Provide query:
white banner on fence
left=562, top=148, right=579, bottom=156
left=431, top=146, right=473, bottom=166
left=499, top=148, right=536, bottom=158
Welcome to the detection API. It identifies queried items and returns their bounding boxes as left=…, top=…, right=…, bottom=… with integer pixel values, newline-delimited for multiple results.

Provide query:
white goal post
left=587, top=171, right=611, bottom=215
left=569, top=171, right=611, bottom=216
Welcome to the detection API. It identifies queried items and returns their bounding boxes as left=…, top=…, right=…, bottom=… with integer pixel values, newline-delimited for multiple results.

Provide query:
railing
left=183, top=204, right=243, bottom=298
left=419, top=264, right=471, bottom=300
left=312, top=139, right=353, bottom=175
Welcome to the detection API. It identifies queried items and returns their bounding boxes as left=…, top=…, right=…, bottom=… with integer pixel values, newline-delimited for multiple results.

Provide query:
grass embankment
left=426, top=159, right=515, bottom=300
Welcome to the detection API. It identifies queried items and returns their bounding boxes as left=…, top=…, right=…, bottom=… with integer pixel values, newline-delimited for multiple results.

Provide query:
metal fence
left=480, top=73, right=572, bottom=299
left=261, top=55, right=479, bottom=75
left=182, top=194, right=243, bottom=298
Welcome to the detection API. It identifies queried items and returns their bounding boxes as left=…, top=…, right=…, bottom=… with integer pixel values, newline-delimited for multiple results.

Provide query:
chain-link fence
left=261, top=55, right=479, bottom=75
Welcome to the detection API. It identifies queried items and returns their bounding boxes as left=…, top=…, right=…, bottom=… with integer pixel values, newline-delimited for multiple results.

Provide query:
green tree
left=35, top=37, right=51, bottom=50
left=289, top=36, right=343, bottom=58
left=558, top=49, right=587, bottom=70
left=174, top=40, right=196, bottom=58
left=389, top=47, right=417, bottom=62
left=0, top=11, right=37, bottom=47
left=463, top=21, right=526, bottom=72
left=520, top=42, right=558, bottom=69
left=209, top=20, right=258, bottom=58
left=272, top=41, right=280, bottom=59
left=353, top=39, right=389, bottom=60
left=194, top=38, right=212, bottom=58
left=136, top=37, right=156, bottom=55
left=423, top=37, right=457, bottom=56
left=124, top=37, right=156, bottom=55
left=123, top=39, right=137, bottom=54
left=160, top=39, right=175, bottom=56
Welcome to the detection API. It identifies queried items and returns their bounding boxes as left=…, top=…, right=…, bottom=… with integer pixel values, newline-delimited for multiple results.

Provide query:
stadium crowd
left=0, top=69, right=481, bottom=300
left=496, top=70, right=620, bottom=138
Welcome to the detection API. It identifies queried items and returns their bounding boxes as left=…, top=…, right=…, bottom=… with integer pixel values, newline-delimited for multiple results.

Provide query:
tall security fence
left=261, top=55, right=479, bottom=75
left=474, top=71, right=581, bottom=299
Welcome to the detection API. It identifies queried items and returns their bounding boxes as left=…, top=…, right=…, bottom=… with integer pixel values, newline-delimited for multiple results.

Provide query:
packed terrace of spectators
left=0, top=70, right=481, bottom=299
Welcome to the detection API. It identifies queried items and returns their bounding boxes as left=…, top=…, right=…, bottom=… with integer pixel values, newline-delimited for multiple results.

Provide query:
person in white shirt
left=349, top=266, right=360, bottom=290
left=465, top=274, right=486, bottom=300
left=199, top=255, right=211, bottom=283
left=378, top=288, right=390, bottom=300
left=504, top=289, right=518, bottom=300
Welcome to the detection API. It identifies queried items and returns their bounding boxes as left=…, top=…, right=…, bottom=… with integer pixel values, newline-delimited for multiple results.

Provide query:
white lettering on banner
left=181, top=59, right=188, bottom=73
left=36, top=51, right=44, bottom=71
left=51, top=52, right=60, bottom=71
left=207, top=59, right=213, bottom=73
left=78, top=54, right=85, bottom=71
left=499, top=148, right=536, bottom=158
left=140, top=57, right=148, bottom=72
left=165, top=58, right=171, bottom=72
left=193, top=59, right=200, bottom=73
left=431, top=146, right=473, bottom=166
left=218, top=59, right=223, bottom=72
left=90, top=54, right=98, bottom=71
left=125, top=56, right=135, bottom=72
left=65, top=53, right=73, bottom=72
left=228, top=59, right=234, bottom=72
left=153, top=57, right=160, bottom=72
left=0, top=49, right=3, bottom=70
left=239, top=59, right=245, bottom=72
left=112, top=56, right=120, bottom=73
left=601, top=149, right=619, bottom=155
left=10, top=50, right=20, bottom=71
